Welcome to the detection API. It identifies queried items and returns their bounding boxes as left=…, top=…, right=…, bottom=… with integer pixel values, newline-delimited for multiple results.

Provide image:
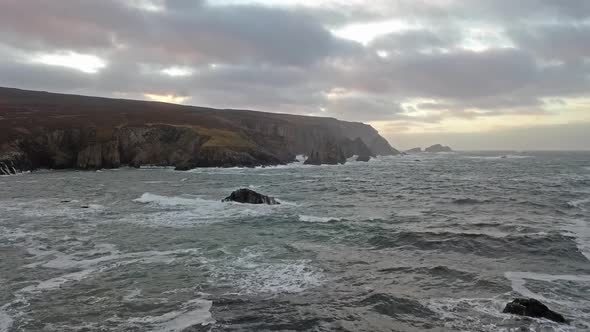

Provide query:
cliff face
left=0, top=87, right=399, bottom=174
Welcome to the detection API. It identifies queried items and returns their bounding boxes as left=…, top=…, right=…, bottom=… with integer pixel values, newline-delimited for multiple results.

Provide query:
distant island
left=405, top=144, right=454, bottom=154
left=0, top=87, right=399, bottom=175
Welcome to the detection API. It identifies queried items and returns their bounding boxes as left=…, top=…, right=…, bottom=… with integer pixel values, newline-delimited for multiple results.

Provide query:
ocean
left=1, top=152, right=589, bottom=331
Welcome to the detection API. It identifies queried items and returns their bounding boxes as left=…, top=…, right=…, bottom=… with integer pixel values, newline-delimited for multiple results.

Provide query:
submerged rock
left=503, top=298, right=567, bottom=324
left=222, top=189, right=280, bottom=205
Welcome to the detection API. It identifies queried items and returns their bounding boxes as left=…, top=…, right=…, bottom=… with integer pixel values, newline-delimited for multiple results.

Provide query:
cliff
left=0, top=87, right=399, bottom=174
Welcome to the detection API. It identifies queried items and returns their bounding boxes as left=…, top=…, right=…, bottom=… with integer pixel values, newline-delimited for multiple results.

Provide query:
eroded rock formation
left=0, top=87, right=399, bottom=173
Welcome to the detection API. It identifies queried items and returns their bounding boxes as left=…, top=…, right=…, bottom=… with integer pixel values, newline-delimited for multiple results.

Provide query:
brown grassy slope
left=0, top=87, right=397, bottom=156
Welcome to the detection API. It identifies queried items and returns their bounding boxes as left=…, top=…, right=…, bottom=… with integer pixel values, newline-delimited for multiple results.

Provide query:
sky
left=1, top=0, right=589, bottom=150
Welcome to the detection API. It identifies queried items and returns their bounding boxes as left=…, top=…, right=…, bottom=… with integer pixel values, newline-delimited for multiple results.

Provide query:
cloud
left=0, top=0, right=589, bottom=150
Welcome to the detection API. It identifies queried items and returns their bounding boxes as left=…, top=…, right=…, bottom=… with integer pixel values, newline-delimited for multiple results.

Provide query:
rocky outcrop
left=425, top=144, right=453, bottom=153
left=305, top=139, right=347, bottom=165
left=503, top=298, right=567, bottom=324
left=406, top=147, right=423, bottom=154
left=341, top=137, right=374, bottom=162
left=0, top=87, right=399, bottom=172
left=222, top=189, right=280, bottom=205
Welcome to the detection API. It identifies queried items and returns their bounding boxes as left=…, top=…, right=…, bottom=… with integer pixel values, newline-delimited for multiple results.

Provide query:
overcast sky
left=1, top=0, right=589, bottom=150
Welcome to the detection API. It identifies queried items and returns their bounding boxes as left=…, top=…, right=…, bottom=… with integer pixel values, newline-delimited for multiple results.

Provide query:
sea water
left=0, top=151, right=589, bottom=331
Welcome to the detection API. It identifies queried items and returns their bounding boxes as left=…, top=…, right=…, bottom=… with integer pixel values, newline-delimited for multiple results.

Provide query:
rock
left=222, top=189, right=280, bottom=205
left=341, top=137, right=374, bottom=160
left=305, top=140, right=347, bottom=165
left=406, top=147, right=423, bottom=154
left=0, top=87, right=400, bottom=172
left=356, top=155, right=371, bottom=162
left=425, top=144, right=453, bottom=153
left=503, top=298, right=567, bottom=324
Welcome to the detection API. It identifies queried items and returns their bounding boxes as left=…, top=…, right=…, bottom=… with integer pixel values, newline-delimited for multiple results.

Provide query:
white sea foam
left=298, top=215, right=342, bottom=223
left=505, top=271, right=590, bottom=305
left=464, top=155, right=532, bottom=160
left=0, top=304, right=14, bottom=332
left=563, top=219, right=590, bottom=261
left=21, top=247, right=202, bottom=293
left=132, top=193, right=278, bottom=225
left=128, top=298, right=214, bottom=331
left=568, top=198, right=590, bottom=211
left=123, top=288, right=142, bottom=301
left=425, top=296, right=579, bottom=332
left=220, top=248, right=324, bottom=295
left=134, top=193, right=201, bottom=206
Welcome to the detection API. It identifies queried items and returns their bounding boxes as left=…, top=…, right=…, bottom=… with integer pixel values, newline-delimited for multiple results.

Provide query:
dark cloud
left=0, top=0, right=589, bottom=133
left=509, top=24, right=590, bottom=62
left=0, top=0, right=362, bottom=66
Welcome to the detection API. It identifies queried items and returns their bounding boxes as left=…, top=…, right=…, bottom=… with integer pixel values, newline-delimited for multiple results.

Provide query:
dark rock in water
left=503, top=298, right=567, bottom=324
left=406, top=147, right=423, bottom=154
left=425, top=144, right=453, bottom=153
left=453, top=198, right=484, bottom=205
left=305, top=140, right=347, bottom=165
left=356, top=155, right=371, bottom=162
left=222, top=189, right=280, bottom=205
left=340, top=137, right=375, bottom=162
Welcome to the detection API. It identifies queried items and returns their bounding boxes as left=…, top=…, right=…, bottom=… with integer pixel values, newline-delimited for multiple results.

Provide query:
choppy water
left=1, top=152, right=590, bottom=331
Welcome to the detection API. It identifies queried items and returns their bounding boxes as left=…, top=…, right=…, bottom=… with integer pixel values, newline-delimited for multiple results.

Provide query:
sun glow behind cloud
left=161, top=66, right=194, bottom=77
left=32, top=52, right=107, bottom=74
left=144, top=93, right=190, bottom=104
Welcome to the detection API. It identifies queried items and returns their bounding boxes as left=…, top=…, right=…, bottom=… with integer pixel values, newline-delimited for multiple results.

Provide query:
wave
left=567, top=198, right=590, bottom=211
left=464, top=155, right=532, bottom=160
left=0, top=304, right=13, bottom=332
left=134, top=193, right=204, bottom=206
left=505, top=271, right=590, bottom=328
left=563, top=219, right=590, bottom=261
left=298, top=215, right=342, bottom=223
left=218, top=247, right=324, bottom=295
left=132, top=193, right=280, bottom=225
left=367, top=231, right=584, bottom=260
left=127, top=298, right=215, bottom=331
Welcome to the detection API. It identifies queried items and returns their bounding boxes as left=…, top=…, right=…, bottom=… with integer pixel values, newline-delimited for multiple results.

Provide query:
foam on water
left=563, top=218, right=590, bottom=261
left=425, top=296, right=578, bottom=332
left=128, top=298, right=214, bottom=331
left=0, top=304, right=13, bottom=332
left=464, top=155, right=532, bottom=160
left=132, top=193, right=279, bottom=225
left=218, top=248, right=324, bottom=295
left=505, top=271, right=590, bottom=328
left=298, top=215, right=342, bottom=223
left=568, top=198, right=590, bottom=211
left=21, top=247, right=203, bottom=293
